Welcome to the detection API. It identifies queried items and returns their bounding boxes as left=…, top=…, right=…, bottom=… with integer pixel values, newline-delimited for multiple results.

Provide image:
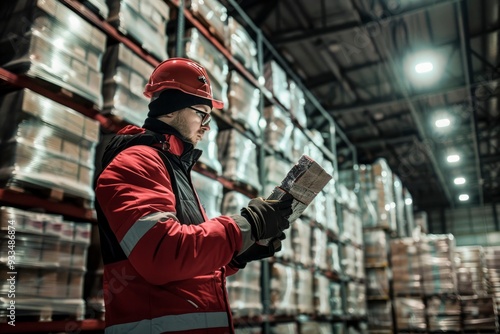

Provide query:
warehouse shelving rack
left=0, top=0, right=363, bottom=333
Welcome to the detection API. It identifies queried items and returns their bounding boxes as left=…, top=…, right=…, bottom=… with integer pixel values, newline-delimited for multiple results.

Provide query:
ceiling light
left=447, top=154, right=460, bottom=163
left=435, top=118, right=450, bottom=128
left=415, top=62, right=433, bottom=73
left=459, top=194, right=469, bottom=201
left=405, top=198, right=413, bottom=205
left=454, top=177, right=466, bottom=185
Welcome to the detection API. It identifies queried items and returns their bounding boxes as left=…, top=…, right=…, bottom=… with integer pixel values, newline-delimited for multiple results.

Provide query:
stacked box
left=226, top=260, right=262, bottom=317
left=273, top=226, right=294, bottom=262
left=326, top=242, right=341, bottom=274
left=291, top=128, right=309, bottom=162
left=296, top=267, right=314, bottom=314
left=292, top=218, right=312, bottom=268
left=363, top=230, right=389, bottom=267
left=366, top=267, right=390, bottom=298
left=289, top=81, right=307, bottom=128
left=313, top=273, right=331, bottom=316
left=221, top=190, right=250, bottom=216
left=102, top=43, right=153, bottom=125
left=217, top=129, right=261, bottom=192
left=191, top=172, right=223, bottom=218
left=184, top=28, right=229, bottom=110
left=107, top=0, right=169, bottom=60
left=227, top=71, right=261, bottom=137
left=263, top=106, right=294, bottom=161
left=264, top=60, right=291, bottom=110
left=346, top=282, right=366, bottom=316
left=271, top=263, right=297, bottom=315
left=226, top=17, right=259, bottom=77
left=455, top=246, right=489, bottom=296
left=420, top=234, right=457, bottom=296
left=366, top=300, right=393, bottom=332
left=427, top=296, right=461, bottom=331
left=272, top=323, right=297, bottom=334
left=312, top=227, right=328, bottom=271
left=485, top=246, right=500, bottom=311
left=0, top=0, right=106, bottom=107
left=390, top=238, right=422, bottom=295
left=188, top=0, right=227, bottom=42
left=330, top=282, right=343, bottom=315
left=301, top=321, right=333, bottom=334
left=462, top=296, right=499, bottom=331
left=263, top=155, right=291, bottom=199
left=196, top=118, right=223, bottom=175
left=340, top=244, right=356, bottom=278
left=0, top=89, right=99, bottom=201
left=394, top=297, right=426, bottom=330
left=78, top=0, right=109, bottom=18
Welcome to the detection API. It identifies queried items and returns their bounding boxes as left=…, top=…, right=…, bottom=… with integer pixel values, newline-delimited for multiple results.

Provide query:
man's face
left=169, top=104, right=212, bottom=146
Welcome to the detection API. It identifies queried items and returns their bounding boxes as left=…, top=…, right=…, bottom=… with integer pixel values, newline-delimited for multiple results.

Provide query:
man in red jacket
left=95, top=58, right=292, bottom=334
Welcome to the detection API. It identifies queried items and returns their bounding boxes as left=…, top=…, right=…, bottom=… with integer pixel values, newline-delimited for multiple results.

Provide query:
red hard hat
left=144, top=58, right=224, bottom=109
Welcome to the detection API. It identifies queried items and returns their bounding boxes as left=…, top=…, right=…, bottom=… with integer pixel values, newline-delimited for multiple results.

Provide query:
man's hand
left=230, top=233, right=286, bottom=268
left=241, top=196, right=293, bottom=241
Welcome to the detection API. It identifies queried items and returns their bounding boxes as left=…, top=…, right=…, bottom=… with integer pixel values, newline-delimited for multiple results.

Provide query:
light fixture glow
left=435, top=118, right=450, bottom=128
left=405, top=198, right=413, bottom=205
left=454, top=177, right=466, bottom=185
left=447, top=154, right=460, bottom=163
left=459, top=194, right=469, bottom=201
left=415, top=62, right=434, bottom=73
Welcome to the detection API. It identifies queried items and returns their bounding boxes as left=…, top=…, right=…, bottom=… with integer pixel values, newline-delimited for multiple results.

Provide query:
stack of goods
left=366, top=301, right=393, bottom=333
left=393, top=175, right=406, bottom=237
left=263, top=106, right=294, bottom=161
left=184, top=28, right=229, bottom=110
left=292, top=218, right=312, bottom=268
left=289, top=81, right=307, bottom=128
left=217, top=129, right=261, bottom=193
left=0, top=207, right=91, bottom=320
left=78, top=0, right=109, bottom=18
left=364, top=230, right=389, bottom=267
left=0, top=89, right=99, bottom=203
left=330, top=282, right=343, bottom=315
left=191, top=172, right=223, bottom=218
left=264, top=60, right=291, bottom=110
left=365, top=267, right=390, bottom=299
left=340, top=244, right=356, bottom=279
left=420, top=234, right=457, bottom=296
left=394, top=297, right=426, bottom=331
left=403, top=187, right=415, bottom=236
left=107, top=0, right=169, bottom=60
left=312, top=227, right=328, bottom=271
left=226, top=17, right=259, bottom=77
left=0, top=0, right=106, bottom=108
left=390, top=237, right=422, bottom=296
left=322, top=161, right=339, bottom=236
left=313, top=273, right=331, bottom=316
left=263, top=155, right=291, bottom=199
left=188, top=0, right=227, bottom=42
left=291, top=128, right=309, bottom=163
left=345, top=282, right=366, bottom=317
left=461, top=296, right=499, bottom=331
left=101, top=43, right=154, bottom=125
left=455, top=246, right=489, bottom=296
left=296, top=267, right=314, bottom=314
left=196, top=118, right=223, bottom=175
left=485, top=246, right=500, bottom=312
left=226, top=261, right=262, bottom=318
left=326, top=242, right=341, bottom=274
left=426, top=296, right=461, bottom=331
left=227, top=71, right=261, bottom=137
left=270, top=262, right=297, bottom=316
left=301, top=321, right=333, bottom=334
left=272, top=323, right=297, bottom=334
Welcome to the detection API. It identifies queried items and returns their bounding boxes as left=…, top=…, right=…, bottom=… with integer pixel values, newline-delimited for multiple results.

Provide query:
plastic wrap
left=296, top=267, right=314, bottom=314
left=327, top=242, right=341, bottom=273
left=227, top=71, right=262, bottom=136
left=312, top=227, right=327, bottom=271
left=263, top=155, right=291, bottom=199
left=263, top=106, right=294, bottom=160
left=289, top=81, right=307, bottom=128
left=363, top=230, right=388, bottom=266
left=0, top=0, right=106, bottom=107
left=273, top=226, right=293, bottom=262
left=226, top=17, right=259, bottom=77
left=102, top=43, right=153, bottom=125
left=107, top=0, right=169, bottom=60
left=270, top=263, right=297, bottom=315
left=291, top=128, right=308, bottom=162
left=366, top=267, right=390, bottom=298
left=185, top=28, right=229, bottom=110
left=394, top=297, right=426, bottom=330
left=313, top=273, right=331, bottom=315
left=341, top=244, right=356, bottom=278
left=330, top=282, right=342, bottom=315
left=190, top=171, right=223, bottom=218
left=188, top=0, right=227, bottom=42
left=390, top=237, right=422, bottom=295
left=0, top=89, right=99, bottom=201
left=367, top=300, right=393, bottom=331
left=455, top=246, right=488, bottom=296
left=196, top=118, right=222, bottom=175
left=217, top=129, right=261, bottom=192
left=292, top=218, right=311, bottom=267
left=264, top=61, right=291, bottom=110
left=427, top=296, right=461, bottom=331
left=420, top=234, right=457, bottom=295
left=226, top=260, right=262, bottom=317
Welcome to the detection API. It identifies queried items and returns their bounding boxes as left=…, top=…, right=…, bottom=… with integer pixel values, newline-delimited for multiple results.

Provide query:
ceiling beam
left=271, top=0, right=461, bottom=45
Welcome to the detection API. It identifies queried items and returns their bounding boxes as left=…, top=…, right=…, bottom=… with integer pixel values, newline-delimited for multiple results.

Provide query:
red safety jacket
left=95, top=123, right=253, bottom=334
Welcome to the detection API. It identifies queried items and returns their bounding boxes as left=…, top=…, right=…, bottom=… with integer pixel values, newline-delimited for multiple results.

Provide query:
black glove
left=241, top=196, right=293, bottom=241
left=230, top=233, right=286, bottom=269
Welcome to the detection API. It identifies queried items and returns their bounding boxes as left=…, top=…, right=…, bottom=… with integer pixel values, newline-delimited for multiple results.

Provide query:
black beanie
left=147, top=89, right=212, bottom=118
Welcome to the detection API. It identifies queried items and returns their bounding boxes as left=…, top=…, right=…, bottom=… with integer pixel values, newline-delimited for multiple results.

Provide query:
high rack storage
left=0, top=0, right=409, bottom=333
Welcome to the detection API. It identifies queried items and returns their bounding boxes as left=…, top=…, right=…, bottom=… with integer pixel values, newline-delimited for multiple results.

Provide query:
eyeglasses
left=188, top=106, right=212, bottom=126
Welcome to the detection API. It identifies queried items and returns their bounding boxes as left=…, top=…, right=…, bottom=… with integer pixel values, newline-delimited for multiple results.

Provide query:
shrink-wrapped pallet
left=191, top=172, right=223, bottom=218
left=221, top=191, right=250, bottom=216
left=462, top=296, right=499, bottom=331
left=196, top=118, right=223, bottom=175
left=0, top=89, right=99, bottom=202
left=330, top=282, right=343, bottom=315
left=312, top=227, right=328, bottom=271
left=427, top=296, right=461, bottom=331
left=420, top=234, right=457, bottom=295
left=263, top=155, right=291, bottom=199
left=346, top=282, right=366, bottom=316
left=341, top=244, right=356, bottom=278
left=184, top=28, right=228, bottom=110
left=365, top=267, right=390, bottom=298
left=327, top=242, right=341, bottom=274
left=273, top=226, right=294, bottom=262
left=226, top=17, right=259, bottom=77
left=301, top=321, right=333, bottom=334
left=217, top=129, right=261, bottom=192
left=226, top=260, right=262, bottom=317
left=270, top=263, right=297, bottom=315
left=107, top=0, right=169, bottom=60
left=102, top=43, right=153, bottom=125
left=455, top=246, right=489, bottom=296
left=263, top=106, right=294, bottom=160
left=188, top=0, right=227, bottom=42
left=227, top=71, right=261, bottom=137
left=367, top=300, right=393, bottom=331
left=390, top=237, right=422, bottom=295
left=292, top=218, right=312, bottom=267
left=264, top=60, right=291, bottom=110
left=403, top=187, right=415, bottom=235
left=271, top=323, right=297, bottom=334
left=484, top=246, right=500, bottom=310
left=393, top=174, right=406, bottom=237
left=0, top=0, right=106, bottom=107
left=296, top=267, right=314, bottom=314
left=313, top=273, right=331, bottom=315
left=289, top=81, right=307, bottom=128
left=394, top=297, right=426, bottom=330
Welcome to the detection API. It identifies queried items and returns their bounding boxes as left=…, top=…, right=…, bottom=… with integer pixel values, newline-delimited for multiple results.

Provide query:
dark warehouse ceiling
left=223, top=0, right=500, bottom=211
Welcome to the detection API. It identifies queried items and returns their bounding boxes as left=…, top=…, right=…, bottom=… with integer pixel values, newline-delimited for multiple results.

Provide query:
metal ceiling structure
left=224, top=0, right=500, bottom=212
